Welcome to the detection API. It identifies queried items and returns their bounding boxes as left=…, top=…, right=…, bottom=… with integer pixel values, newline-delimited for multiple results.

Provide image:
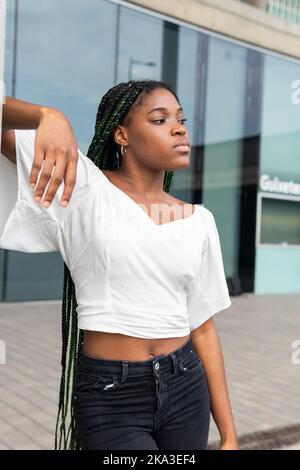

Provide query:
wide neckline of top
left=99, top=169, right=199, bottom=227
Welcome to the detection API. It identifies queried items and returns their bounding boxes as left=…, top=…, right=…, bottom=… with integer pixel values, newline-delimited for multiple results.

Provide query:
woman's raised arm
left=1, top=96, right=79, bottom=208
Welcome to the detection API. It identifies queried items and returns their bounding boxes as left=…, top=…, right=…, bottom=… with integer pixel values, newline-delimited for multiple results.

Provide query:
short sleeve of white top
left=0, top=128, right=231, bottom=338
left=0, top=129, right=100, bottom=252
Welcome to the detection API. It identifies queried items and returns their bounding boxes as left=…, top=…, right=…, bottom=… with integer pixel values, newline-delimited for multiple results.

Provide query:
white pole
left=0, top=0, right=6, bottom=150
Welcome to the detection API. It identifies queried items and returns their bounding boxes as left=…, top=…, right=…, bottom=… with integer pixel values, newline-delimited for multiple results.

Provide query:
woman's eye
left=152, top=118, right=187, bottom=124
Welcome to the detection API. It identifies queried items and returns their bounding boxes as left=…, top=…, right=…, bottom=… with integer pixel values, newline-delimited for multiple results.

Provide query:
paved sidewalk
left=0, top=293, right=299, bottom=450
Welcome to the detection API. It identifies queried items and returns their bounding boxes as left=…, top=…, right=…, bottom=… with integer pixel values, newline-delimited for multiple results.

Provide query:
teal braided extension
left=55, top=80, right=179, bottom=449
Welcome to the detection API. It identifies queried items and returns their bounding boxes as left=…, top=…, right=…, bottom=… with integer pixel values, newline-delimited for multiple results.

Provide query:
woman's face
left=115, top=88, right=191, bottom=171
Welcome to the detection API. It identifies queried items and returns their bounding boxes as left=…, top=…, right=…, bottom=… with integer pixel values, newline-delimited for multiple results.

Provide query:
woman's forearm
left=2, top=96, right=55, bottom=130
left=191, top=319, right=238, bottom=446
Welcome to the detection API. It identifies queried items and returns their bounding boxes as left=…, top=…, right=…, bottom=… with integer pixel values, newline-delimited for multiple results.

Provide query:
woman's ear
left=113, top=124, right=128, bottom=147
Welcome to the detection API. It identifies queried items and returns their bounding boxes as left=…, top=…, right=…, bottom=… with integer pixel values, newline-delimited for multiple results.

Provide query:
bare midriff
left=83, top=331, right=191, bottom=361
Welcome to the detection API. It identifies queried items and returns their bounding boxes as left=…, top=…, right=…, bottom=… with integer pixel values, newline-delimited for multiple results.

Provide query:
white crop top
left=0, top=129, right=231, bottom=338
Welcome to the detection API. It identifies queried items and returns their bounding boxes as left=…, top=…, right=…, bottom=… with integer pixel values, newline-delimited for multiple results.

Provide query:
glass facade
left=1, top=0, right=300, bottom=300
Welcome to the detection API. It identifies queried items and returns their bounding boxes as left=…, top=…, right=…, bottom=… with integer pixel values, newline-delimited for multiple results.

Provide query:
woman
left=0, top=80, right=239, bottom=450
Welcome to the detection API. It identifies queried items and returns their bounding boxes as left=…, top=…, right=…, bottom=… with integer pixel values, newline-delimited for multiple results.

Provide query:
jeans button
left=154, top=362, right=160, bottom=370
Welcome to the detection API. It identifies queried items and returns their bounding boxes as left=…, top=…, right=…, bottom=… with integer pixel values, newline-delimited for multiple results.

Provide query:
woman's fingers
left=59, top=150, right=78, bottom=207
left=40, top=150, right=67, bottom=207
left=32, top=148, right=78, bottom=208
left=28, top=146, right=45, bottom=192
left=33, top=149, right=56, bottom=206
left=41, top=150, right=78, bottom=208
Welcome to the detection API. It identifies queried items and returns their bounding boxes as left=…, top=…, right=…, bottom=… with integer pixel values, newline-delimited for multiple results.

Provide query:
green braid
left=54, top=79, right=180, bottom=449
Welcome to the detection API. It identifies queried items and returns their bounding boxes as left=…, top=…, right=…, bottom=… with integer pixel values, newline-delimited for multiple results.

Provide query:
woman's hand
left=191, top=323, right=240, bottom=452
left=29, top=108, right=79, bottom=208
left=220, top=438, right=240, bottom=450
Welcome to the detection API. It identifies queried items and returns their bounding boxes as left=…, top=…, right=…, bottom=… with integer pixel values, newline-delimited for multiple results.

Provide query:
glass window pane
left=16, top=0, right=117, bottom=152
left=203, top=37, right=248, bottom=278
left=260, top=54, right=300, bottom=181
left=3, top=0, right=14, bottom=96
left=173, top=26, right=199, bottom=203
left=117, top=6, right=163, bottom=82
left=261, top=197, right=300, bottom=245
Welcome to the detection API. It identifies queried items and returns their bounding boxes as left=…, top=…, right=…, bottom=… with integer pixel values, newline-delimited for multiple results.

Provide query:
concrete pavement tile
left=0, top=442, right=12, bottom=450
left=31, top=433, right=55, bottom=449
left=278, top=443, right=300, bottom=450
left=0, top=421, right=15, bottom=433
left=28, top=409, right=57, bottom=422
left=7, top=417, right=53, bottom=439
left=0, top=429, right=38, bottom=448
left=14, top=443, right=43, bottom=450
left=0, top=405, right=20, bottom=419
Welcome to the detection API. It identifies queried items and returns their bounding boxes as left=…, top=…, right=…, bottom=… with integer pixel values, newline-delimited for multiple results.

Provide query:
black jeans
left=72, top=334, right=211, bottom=450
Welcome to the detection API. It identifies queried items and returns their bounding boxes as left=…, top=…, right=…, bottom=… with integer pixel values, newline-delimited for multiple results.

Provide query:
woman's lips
left=173, top=145, right=190, bottom=152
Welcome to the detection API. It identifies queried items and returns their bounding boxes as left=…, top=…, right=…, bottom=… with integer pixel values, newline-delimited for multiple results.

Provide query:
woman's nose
left=172, top=125, right=186, bottom=135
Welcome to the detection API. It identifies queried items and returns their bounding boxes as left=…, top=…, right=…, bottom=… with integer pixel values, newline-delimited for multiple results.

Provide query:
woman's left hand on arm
left=31, top=108, right=79, bottom=208
left=2, top=96, right=79, bottom=208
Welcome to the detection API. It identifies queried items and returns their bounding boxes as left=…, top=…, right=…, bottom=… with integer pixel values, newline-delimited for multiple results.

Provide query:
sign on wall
left=260, top=174, right=300, bottom=197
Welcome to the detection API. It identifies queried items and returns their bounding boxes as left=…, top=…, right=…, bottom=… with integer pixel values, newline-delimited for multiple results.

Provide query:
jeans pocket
left=73, top=371, right=119, bottom=397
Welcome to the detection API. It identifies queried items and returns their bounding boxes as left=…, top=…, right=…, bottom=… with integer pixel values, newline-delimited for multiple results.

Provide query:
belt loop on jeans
left=121, top=361, right=128, bottom=383
left=170, top=352, right=177, bottom=373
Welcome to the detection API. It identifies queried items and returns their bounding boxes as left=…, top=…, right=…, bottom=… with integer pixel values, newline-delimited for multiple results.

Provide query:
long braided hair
left=54, top=79, right=180, bottom=449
